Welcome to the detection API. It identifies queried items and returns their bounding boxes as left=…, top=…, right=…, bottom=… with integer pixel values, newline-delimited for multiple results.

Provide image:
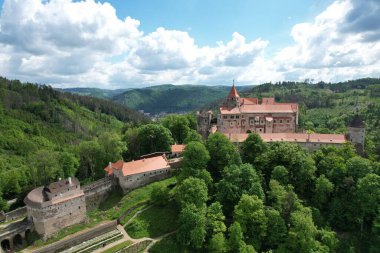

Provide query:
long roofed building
left=218, top=84, right=299, bottom=134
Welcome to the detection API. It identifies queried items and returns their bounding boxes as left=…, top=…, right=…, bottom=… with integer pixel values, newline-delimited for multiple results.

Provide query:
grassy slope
left=149, top=234, right=189, bottom=253
left=125, top=203, right=179, bottom=239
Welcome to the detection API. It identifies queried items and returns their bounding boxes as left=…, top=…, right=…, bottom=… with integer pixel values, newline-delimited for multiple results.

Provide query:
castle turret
left=197, top=110, right=213, bottom=139
left=348, top=115, right=365, bottom=154
left=227, top=83, right=240, bottom=108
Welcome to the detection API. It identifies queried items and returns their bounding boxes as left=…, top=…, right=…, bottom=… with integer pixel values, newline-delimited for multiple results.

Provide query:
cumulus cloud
left=274, top=0, right=380, bottom=82
left=0, top=0, right=379, bottom=88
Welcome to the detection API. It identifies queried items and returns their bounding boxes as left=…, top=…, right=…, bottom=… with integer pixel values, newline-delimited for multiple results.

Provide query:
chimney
left=68, top=177, right=72, bottom=185
left=109, top=162, right=112, bottom=168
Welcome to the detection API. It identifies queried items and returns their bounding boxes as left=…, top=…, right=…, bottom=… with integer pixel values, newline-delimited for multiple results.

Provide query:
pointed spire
left=228, top=81, right=240, bottom=98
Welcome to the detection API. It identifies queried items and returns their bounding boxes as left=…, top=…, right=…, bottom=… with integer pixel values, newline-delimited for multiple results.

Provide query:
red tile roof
left=220, top=103, right=298, bottom=114
left=241, top=98, right=258, bottom=105
left=225, top=133, right=346, bottom=144
left=171, top=144, right=185, bottom=153
left=228, top=85, right=240, bottom=98
left=104, top=155, right=170, bottom=177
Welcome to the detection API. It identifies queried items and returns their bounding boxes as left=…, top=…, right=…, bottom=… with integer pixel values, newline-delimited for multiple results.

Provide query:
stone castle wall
left=27, top=194, right=87, bottom=238
left=2, top=206, right=27, bottom=222
left=218, top=112, right=297, bottom=134
left=115, top=168, right=172, bottom=193
left=83, top=176, right=116, bottom=210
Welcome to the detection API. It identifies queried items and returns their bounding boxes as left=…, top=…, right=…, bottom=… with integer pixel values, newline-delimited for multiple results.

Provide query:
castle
left=198, top=83, right=365, bottom=152
left=21, top=145, right=183, bottom=241
left=24, top=177, right=87, bottom=239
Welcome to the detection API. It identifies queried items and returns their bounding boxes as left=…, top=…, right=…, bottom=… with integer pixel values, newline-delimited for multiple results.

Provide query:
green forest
left=0, top=77, right=147, bottom=210
left=1, top=77, right=380, bottom=253
left=149, top=133, right=380, bottom=253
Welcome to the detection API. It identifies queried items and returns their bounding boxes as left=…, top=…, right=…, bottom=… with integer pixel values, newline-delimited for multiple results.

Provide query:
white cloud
left=0, top=0, right=379, bottom=88
left=274, top=0, right=380, bottom=82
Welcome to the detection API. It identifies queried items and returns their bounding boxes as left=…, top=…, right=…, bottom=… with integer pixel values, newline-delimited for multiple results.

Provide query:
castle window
left=230, top=115, right=235, bottom=119
left=242, top=115, right=245, bottom=118
left=250, top=120, right=254, bottom=125
left=287, top=119, right=290, bottom=123
left=274, top=119, right=277, bottom=123
left=223, top=115, right=227, bottom=119
left=236, top=115, right=240, bottom=119
left=280, top=120, right=283, bottom=123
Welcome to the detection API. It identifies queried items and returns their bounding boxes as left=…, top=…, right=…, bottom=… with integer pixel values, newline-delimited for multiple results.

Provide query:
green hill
left=0, top=77, right=147, bottom=207
left=62, top=87, right=129, bottom=99
left=112, top=84, right=254, bottom=114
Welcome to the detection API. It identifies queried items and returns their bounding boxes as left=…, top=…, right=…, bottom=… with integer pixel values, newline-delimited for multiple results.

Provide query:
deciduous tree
left=176, top=177, right=208, bottom=208
left=233, top=194, right=267, bottom=249
left=206, top=133, right=241, bottom=179
left=177, top=204, right=206, bottom=249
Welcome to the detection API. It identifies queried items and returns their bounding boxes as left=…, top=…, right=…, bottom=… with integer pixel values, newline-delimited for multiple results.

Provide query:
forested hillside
left=112, top=84, right=253, bottom=114
left=62, top=87, right=128, bottom=99
left=0, top=77, right=147, bottom=210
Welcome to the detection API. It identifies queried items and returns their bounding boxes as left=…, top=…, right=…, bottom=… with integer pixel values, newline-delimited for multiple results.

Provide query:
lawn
left=104, top=177, right=177, bottom=220
left=88, top=176, right=177, bottom=223
left=101, top=240, right=133, bottom=253
left=148, top=234, right=190, bottom=253
left=125, top=202, right=179, bottom=239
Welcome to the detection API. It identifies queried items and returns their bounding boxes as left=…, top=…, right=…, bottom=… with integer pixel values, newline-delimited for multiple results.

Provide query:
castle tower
left=227, top=83, right=240, bottom=108
left=197, top=110, right=213, bottom=139
left=348, top=115, right=365, bottom=154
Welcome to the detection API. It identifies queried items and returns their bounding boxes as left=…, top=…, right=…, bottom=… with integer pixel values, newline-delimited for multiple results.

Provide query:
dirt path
left=124, top=205, right=152, bottom=226
left=143, top=230, right=177, bottom=253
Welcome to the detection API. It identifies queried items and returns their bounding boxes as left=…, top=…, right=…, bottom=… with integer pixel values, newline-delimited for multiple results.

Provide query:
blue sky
left=0, top=0, right=379, bottom=88
left=98, top=0, right=333, bottom=50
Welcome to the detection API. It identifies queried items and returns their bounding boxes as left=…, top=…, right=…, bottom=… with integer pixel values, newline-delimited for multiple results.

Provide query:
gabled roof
left=171, top=144, right=185, bottom=153
left=228, top=85, right=240, bottom=98
left=104, top=155, right=170, bottom=177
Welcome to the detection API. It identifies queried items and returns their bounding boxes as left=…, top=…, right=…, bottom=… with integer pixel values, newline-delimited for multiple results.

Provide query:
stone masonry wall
left=33, top=220, right=117, bottom=253
left=83, top=176, right=116, bottom=210
left=3, top=206, right=27, bottom=222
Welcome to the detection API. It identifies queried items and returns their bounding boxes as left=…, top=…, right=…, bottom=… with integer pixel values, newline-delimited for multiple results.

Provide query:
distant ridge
left=61, top=87, right=129, bottom=99
left=111, top=84, right=255, bottom=114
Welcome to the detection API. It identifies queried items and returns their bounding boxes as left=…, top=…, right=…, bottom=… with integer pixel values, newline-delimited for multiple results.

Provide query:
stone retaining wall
left=33, top=220, right=117, bottom=253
